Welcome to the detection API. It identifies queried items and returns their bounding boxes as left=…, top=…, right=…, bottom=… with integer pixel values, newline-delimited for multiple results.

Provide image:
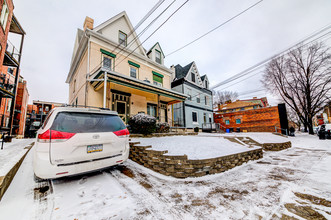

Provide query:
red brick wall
left=14, top=80, right=29, bottom=135
left=214, top=106, right=282, bottom=132
left=0, top=0, right=14, bottom=70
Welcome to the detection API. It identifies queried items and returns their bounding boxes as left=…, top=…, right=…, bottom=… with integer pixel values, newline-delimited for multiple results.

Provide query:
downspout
left=85, top=34, right=90, bottom=107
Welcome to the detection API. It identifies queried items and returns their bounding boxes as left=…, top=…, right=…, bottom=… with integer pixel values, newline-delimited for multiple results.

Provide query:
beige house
left=66, top=11, right=186, bottom=124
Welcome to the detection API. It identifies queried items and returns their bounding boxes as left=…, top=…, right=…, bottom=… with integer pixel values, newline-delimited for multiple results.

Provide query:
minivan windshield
left=51, top=112, right=126, bottom=133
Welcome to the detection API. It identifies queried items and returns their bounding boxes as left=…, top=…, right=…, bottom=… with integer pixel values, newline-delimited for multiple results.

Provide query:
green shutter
left=100, top=49, right=116, bottom=58
left=128, top=60, right=140, bottom=68
left=152, top=71, right=163, bottom=78
left=153, top=74, right=163, bottom=83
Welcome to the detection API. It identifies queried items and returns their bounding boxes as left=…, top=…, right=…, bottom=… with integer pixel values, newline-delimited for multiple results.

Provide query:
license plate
left=87, top=144, right=103, bottom=153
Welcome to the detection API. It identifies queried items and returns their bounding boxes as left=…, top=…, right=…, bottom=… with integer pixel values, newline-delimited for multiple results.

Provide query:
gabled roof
left=147, top=42, right=165, bottom=58
left=93, top=11, right=146, bottom=56
left=174, top=62, right=194, bottom=80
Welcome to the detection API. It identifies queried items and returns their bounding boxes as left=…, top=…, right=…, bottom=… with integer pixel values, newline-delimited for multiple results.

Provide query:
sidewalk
left=0, top=139, right=35, bottom=200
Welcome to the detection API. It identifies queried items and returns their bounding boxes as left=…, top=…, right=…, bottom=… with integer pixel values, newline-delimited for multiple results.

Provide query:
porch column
left=103, top=72, right=107, bottom=108
left=157, top=94, right=160, bottom=121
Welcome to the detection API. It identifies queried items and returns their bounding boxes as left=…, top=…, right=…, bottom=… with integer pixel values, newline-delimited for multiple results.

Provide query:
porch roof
left=89, top=67, right=187, bottom=103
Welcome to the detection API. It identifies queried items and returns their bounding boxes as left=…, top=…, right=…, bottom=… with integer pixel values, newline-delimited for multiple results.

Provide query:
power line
left=114, top=0, right=190, bottom=69
left=210, top=24, right=331, bottom=90
left=165, top=0, right=264, bottom=57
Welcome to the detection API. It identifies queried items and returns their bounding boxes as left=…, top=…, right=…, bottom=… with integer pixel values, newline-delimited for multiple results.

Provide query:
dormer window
left=155, top=50, right=161, bottom=64
left=191, top=72, right=195, bottom=83
left=119, top=31, right=127, bottom=47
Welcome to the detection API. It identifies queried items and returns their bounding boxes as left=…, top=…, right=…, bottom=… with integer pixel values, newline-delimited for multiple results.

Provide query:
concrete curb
left=0, top=143, right=34, bottom=201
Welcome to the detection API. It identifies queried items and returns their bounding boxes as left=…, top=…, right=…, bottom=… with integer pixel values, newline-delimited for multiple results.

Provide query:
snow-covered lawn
left=131, top=135, right=261, bottom=159
left=0, top=133, right=330, bottom=219
left=201, top=132, right=290, bottom=143
left=0, top=139, right=34, bottom=176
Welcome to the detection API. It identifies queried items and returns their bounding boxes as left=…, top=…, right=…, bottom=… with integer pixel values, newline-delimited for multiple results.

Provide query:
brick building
left=0, top=0, right=25, bottom=135
left=214, top=103, right=289, bottom=134
left=12, top=75, right=28, bottom=136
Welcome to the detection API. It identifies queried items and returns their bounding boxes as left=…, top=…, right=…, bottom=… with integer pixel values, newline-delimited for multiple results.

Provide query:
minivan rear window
left=51, top=112, right=126, bottom=133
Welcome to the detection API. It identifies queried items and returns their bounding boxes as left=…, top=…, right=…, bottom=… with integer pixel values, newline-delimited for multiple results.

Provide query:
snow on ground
left=0, top=138, right=34, bottom=176
left=200, top=132, right=290, bottom=143
left=0, top=133, right=330, bottom=219
left=131, top=136, right=261, bottom=159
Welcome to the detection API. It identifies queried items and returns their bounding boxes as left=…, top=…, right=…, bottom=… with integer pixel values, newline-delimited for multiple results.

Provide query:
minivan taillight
left=37, top=129, right=76, bottom=143
left=113, top=128, right=130, bottom=138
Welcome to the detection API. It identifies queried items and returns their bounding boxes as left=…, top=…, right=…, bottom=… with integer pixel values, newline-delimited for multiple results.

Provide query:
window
left=209, top=114, right=212, bottom=122
left=203, top=113, right=207, bottom=123
left=225, top=120, right=230, bottom=125
left=73, top=79, right=76, bottom=93
left=205, top=80, right=208, bottom=89
left=6, top=99, right=11, bottom=112
left=155, top=50, right=161, bottom=64
left=236, top=119, right=241, bottom=124
left=7, top=67, right=14, bottom=75
left=253, top=106, right=257, bottom=109
left=187, top=88, right=192, bottom=101
left=0, top=1, right=9, bottom=30
left=147, top=104, right=157, bottom=117
left=153, top=73, right=163, bottom=87
left=45, top=106, right=49, bottom=111
left=192, top=112, right=197, bottom=122
left=196, top=95, right=200, bottom=103
left=240, top=107, right=245, bottom=111
left=51, top=112, right=126, bottom=133
left=130, top=66, right=137, bottom=78
left=119, top=31, right=127, bottom=46
left=191, top=73, right=195, bottom=82
left=205, top=96, right=208, bottom=105
left=103, top=54, right=112, bottom=70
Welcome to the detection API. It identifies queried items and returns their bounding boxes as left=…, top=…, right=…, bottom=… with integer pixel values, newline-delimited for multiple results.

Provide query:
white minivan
left=33, top=107, right=130, bottom=180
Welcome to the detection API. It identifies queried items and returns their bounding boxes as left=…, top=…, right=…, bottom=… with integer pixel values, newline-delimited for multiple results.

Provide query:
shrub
left=194, top=127, right=199, bottom=132
left=128, top=113, right=156, bottom=135
left=156, top=122, right=170, bottom=133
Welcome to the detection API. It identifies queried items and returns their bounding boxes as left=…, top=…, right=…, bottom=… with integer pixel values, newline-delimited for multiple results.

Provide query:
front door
left=116, top=101, right=127, bottom=123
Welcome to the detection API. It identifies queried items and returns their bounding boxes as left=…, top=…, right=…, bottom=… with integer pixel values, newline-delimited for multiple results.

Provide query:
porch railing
left=6, top=40, right=21, bottom=62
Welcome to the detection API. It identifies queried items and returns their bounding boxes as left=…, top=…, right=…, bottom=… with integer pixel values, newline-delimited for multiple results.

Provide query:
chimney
left=83, top=16, right=94, bottom=31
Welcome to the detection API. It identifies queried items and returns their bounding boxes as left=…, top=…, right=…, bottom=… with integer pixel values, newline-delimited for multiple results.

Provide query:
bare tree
left=262, top=42, right=331, bottom=134
left=213, top=90, right=238, bottom=106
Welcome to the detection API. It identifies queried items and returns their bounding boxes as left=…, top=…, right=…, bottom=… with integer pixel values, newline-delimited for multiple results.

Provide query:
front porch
left=88, top=67, right=187, bottom=124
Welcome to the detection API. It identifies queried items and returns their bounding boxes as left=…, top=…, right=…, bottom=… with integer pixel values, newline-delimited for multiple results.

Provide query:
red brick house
left=214, top=99, right=289, bottom=134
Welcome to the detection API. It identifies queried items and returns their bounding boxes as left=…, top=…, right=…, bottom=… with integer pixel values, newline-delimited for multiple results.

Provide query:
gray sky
left=11, top=0, right=331, bottom=105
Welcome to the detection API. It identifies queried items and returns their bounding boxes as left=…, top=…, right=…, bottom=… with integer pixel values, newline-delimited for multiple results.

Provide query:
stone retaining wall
left=129, top=142, right=263, bottom=178
left=130, top=132, right=198, bottom=138
left=262, top=141, right=292, bottom=151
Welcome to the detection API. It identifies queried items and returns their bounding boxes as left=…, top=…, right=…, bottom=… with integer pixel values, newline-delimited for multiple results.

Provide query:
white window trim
left=129, top=65, right=138, bottom=79
left=0, top=1, right=9, bottom=31
left=102, top=54, right=113, bottom=70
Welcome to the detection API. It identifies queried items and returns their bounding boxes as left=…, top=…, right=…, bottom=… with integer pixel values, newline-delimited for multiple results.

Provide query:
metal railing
left=6, top=40, right=21, bottom=62
left=0, top=114, right=10, bottom=129
left=275, top=126, right=288, bottom=136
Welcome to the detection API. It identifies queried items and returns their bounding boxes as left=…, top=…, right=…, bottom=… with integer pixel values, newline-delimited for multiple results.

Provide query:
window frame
left=0, top=1, right=9, bottom=31
left=102, top=54, right=113, bottom=70
left=129, top=66, right=138, bottom=78
left=119, top=31, right=127, bottom=47
left=191, top=72, right=195, bottom=83
left=147, top=103, right=157, bottom=118
left=192, top=111, right=198, bottom=123
left=236, top=119, right=241, bottom=124
left=155, top=49, right=161, bottom=64
left=225, top=120, right=230, bottom=125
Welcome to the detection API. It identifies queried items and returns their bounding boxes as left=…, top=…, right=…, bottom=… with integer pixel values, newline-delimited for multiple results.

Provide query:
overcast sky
left=10, top=0, right=331, bottom=105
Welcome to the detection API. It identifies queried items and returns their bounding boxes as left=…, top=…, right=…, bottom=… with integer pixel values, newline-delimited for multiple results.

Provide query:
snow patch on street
left=0, top=138, right=34, bottom=176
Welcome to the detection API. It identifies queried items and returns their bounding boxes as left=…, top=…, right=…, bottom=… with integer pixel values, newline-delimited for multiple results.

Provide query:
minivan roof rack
left=60, top=104, right=111, bottom=111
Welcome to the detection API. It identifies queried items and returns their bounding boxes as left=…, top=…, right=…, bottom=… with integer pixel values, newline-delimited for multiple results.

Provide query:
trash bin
left=226, top=128, right=230, bottom=133
left=236, top=128, right=240, bottom=132
left=229, top=128, right=234, bottom=132
left=319, top=125, right=326, bottom=140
